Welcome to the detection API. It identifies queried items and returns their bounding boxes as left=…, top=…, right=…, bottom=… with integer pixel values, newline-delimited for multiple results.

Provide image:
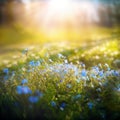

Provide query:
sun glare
left=40, top=0, right=76, bottom=34
left=40, top=0, right=99, bottom=33
left=48, top=0, right=73, bottom=17
left=19, top=0, right=100, bottom=38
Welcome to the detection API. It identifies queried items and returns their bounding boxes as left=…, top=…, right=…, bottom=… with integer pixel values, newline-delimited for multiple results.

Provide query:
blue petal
left=16, top=86, right=32, bottom=94
left=60, top=102, right=66, bottom=108
left=16, top=86, right=23, bottom=94
left=21, top=79, right=28, bottom=84
left=51, top=101, right=56, bottom=107
left=87, top=102, right=94, bottom=109
left=3, top=68, right=9, bottom=74
left=81, top=69, right=87, bottom=77
left=28, top=96, right=39, bottom=103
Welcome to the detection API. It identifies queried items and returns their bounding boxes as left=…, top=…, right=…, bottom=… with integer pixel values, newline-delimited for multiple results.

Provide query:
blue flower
left=28, top=96, right=39, bottom=103
left=51, top=101, right=56, bottom=107
left=99, top=70, right=104, bottom=77
left=110, top=70, right=119, bottom=76
left=117, top=88, right=120, bottom=92
left=3, top=75, right=8, bottom=81
left=16, top=86, right=23, bottom=94
left=60, top=102, right=66, bottom=110
left=87, top=102, right=94, bottom=109
left=81, top=63, right=85, bottom=68
left=29, top=60, right=40, bottom=67
left=60, top=80, right=63, bottom=83
left=29, top=61, right=35, bottom=66
left=21, top=79, right=28, bottom=84
left=35, top=61, right=40, bottom=66
left=81, top=69, right=87, bottom=77
left=74, top=94, right=81, bottom=100
left=92, top=66, right=99, bottom=72
left=3, top=68, right=9, bottom=74
left=16, top=86, right=32, bottom=94
left=113, top=71, right=119, bottom=76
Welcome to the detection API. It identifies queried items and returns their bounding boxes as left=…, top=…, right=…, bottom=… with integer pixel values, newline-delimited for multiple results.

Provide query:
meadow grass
left=0, top=26, right=120, bottom=120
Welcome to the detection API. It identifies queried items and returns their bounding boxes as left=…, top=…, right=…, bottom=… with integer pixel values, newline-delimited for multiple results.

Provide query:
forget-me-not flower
left=16, top=86, right=32, bottom=94
left=28, top=96, right=39, bottom=103
left=21, top=79, right=28, bottom=84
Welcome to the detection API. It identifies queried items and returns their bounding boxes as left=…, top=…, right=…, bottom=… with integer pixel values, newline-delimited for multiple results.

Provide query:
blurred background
left=1, top=0, right=120, bottom=26
left=0, top=0, right=120, bottom=41
left=0, top=0, right=120, bottom=62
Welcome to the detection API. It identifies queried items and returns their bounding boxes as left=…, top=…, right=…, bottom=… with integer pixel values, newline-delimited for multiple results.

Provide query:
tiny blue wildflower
left=51, top=101, right=56, bottom=107
left=16, top=86, right=32, bottom=94
left=113, top=71, right=119, bottom=76
left=92, top=66, right=99, bottom=72
left=35, top=61, right=40, bottom=66
left=60, top=80, right=63, bottom=83
left=29, top=61, right=35, bottom=66
left=74, top=94, right=81, bottom=100
left=81, top=63, right=85, bottom=68
left=16, top=86, right=22, bottom=94
left=3, top=75, right=8, bottom=81
left=29, top=60, right=40, bottom=67
left=117, top=88, right=120, bottom=92
left=99, top=70, right=104, bottom=77
left=28, top=96, right=39, bottom=103
left=60, top=102, right=66, bottom=110
left=87, top=102, right=94, bottom=109
left=81, top=69, right=87, bottom=77
left=21, top=79, right=28, bottom=84
left=3, top=68, right=9, bottom=74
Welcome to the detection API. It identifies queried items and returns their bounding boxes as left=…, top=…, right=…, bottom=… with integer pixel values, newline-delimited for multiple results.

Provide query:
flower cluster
left=0, top=50, right=120, bottom=119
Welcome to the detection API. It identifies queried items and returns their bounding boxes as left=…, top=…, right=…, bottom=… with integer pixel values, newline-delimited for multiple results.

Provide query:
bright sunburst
left=47, top=0, right=73, bottom=17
